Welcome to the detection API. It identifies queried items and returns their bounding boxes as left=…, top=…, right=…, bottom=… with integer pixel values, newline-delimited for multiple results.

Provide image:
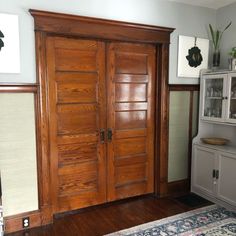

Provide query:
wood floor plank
left=6, top=195, right=209, bottom=236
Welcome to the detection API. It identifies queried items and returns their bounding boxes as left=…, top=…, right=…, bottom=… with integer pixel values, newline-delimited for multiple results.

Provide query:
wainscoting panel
left=168, top=91, right=190, bottom=182
left=168, top=87, right=199, bottom=194
left=0, top=93, right=38, bottom=216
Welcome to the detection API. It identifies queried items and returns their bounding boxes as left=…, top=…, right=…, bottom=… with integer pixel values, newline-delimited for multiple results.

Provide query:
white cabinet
left=192, top=144, right=236, bottom=211
left=201, top=72, right=236, bottom=124
left=192, top=70, right=236, bottom=211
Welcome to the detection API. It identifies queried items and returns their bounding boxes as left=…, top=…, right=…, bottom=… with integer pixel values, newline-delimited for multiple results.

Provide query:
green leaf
left=209, top=24, right=216, bottom=48
left=215, top=30, right=220, bottom=50
left=223, top=21, right=232, bottom=33
left=208, top=22, right=231, bottom=51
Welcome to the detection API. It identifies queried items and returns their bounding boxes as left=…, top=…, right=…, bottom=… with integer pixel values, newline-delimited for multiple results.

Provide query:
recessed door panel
left=115, top=137, right=146, bottom=157
left=217, top=153, right=236, bottom=206
left=115, top=83, right=147, bottom=102
left=193, top=146, right=216, bottom=196
left=115, top=163, right=147, bottom=186
left=115, top=111, right=147, bottom=130
left=115, top=52, right=148, bottom=74
left=58, top=143, right=98, bottom=167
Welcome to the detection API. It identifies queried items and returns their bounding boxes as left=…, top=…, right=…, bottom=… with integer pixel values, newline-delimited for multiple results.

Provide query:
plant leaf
left=209, top=22, right=231, bottom=51
left=215, top=30, right=220, bottom=50
left=218, top=22, right=232, bottom=49
left=209, top=24, right=216, bottom=48
left=223, top=21, right=232, bottom=33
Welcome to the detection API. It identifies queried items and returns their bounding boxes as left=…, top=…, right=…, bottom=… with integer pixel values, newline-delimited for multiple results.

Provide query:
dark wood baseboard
left=55, top=194, right=154, bottom=219
left=167, top=179, right=190, bottom=196
left=4, top=210, right=42, bottom=234
left=168, top=84, right=200, bottom=91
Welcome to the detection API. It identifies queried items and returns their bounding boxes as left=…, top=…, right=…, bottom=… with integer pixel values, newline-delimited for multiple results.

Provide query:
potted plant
left=229, top=47, right=236, bottom=70
left=209, top=22, right=232, bottom=68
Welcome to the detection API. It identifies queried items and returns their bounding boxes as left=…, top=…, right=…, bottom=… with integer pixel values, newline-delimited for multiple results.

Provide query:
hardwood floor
left=7, top=195, right=209, bottom=236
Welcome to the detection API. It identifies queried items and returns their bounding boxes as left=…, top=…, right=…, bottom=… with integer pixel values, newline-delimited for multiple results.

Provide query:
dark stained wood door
left=46, top=37, right=107, bottom=213
left=107, top=42, right=156, bottom=201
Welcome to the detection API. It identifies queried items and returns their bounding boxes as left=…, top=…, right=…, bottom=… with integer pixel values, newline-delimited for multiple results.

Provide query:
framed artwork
left=177, top=35, right=209, bottom=78
left=0, top=13, right=20, bottom=73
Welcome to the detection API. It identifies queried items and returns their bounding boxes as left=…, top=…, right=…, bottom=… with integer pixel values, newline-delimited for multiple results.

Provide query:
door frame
left=30, top=9, right=174, bottom=227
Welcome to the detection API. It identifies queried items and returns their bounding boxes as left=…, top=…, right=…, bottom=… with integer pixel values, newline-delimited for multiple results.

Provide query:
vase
left=213, top=51, right=220, bottom=68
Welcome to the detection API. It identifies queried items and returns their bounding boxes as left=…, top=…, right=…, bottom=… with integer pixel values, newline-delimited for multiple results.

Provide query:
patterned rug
left=106, top=205, right=236, bottom=236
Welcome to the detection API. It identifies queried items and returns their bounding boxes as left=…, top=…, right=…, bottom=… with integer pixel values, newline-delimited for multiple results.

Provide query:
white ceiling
left=168, top=0, right=236, bottom=9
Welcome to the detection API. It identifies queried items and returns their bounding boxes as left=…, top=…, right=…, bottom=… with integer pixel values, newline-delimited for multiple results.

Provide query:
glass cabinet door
left=229, top=76, right=236, bottom=121
left=203, top=77, right=224, bottom=119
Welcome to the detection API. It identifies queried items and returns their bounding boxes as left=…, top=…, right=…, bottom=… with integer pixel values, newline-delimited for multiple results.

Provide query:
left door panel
left=46, top=37, right=107, bottom=213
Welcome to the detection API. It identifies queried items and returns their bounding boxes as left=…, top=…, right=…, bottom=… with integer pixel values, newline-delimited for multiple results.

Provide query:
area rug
left=106, top=205, right=236, bottom=236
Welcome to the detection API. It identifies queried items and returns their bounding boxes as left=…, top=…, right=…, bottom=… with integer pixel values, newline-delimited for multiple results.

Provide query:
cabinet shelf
left=206, top=97, right=222, bottom=100
left=194, top=141, right=236, bottom=156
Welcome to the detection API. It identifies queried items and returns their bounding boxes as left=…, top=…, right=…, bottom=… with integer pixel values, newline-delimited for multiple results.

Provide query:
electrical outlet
left=22, top=217, right=30, bottom=228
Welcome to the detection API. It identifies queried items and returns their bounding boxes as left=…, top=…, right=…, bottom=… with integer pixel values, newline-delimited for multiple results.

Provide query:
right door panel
left=217, top=152, right=236, bottom=206
left=107, top=42, right=155, bottom=201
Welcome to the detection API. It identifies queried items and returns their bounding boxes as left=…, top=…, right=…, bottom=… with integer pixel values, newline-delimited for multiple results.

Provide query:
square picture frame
left=177, top=35, right=209, bottom=78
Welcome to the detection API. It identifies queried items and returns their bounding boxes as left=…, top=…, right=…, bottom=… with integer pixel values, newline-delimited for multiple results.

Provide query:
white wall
left=216, top=2, right=236, bottom=69
left=0, top=0, right=216, bottom=84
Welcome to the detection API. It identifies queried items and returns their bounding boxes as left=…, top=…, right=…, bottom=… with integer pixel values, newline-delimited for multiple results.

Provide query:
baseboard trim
left=55, top=193, right=154, bottom=219
left=5, top=210, right=42, bottom=233
left=167, top=179, right=189, bottom=196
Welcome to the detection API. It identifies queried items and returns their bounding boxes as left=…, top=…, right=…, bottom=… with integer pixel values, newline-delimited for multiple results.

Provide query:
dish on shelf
left=201, top=137, right=229, bottom=145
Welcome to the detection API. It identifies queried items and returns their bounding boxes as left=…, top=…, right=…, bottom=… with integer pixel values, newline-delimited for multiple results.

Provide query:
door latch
left=107, top=128, right=113, bottom=142
left=100, top=129, right=105, bottom=144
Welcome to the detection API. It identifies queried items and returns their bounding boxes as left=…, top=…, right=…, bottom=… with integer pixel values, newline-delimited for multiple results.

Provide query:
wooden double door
left=46, top=36, right=156, bottom=213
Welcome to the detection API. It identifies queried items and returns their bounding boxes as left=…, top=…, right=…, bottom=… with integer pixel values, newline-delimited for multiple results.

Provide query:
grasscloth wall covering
left=168, top=92, right=190, bottom=182
left=168, top=90, right=199, bottom=183
left=0, top=93, right=38, bottom=216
